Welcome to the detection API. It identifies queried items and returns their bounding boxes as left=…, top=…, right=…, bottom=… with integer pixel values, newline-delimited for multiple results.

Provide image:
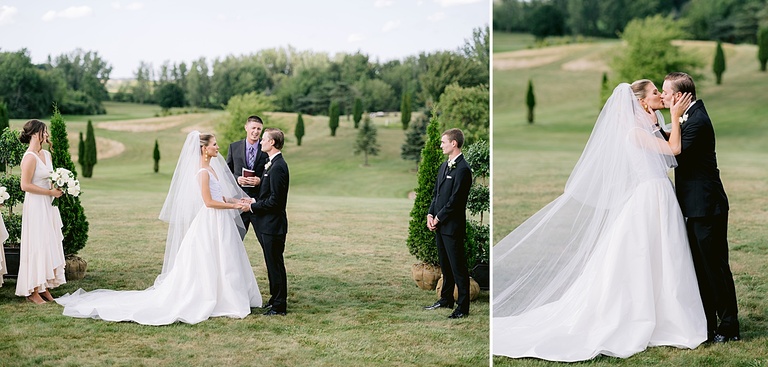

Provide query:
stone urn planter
left=471, top=263, right=489, bottom=291
left=411, top=263, right=442, bottom=290
left=65, top=254, right=87, bottom=281
left=436, top=275, right=481, bottom=301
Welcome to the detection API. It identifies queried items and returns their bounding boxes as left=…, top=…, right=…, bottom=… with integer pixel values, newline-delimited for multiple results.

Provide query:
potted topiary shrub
left=464, top=139, right=490, bottom=291
left=0, top=127, right=28, bottom=278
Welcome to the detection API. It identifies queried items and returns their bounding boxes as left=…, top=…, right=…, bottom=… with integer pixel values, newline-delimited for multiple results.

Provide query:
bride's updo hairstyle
left=19, top=119, right=47, bottom=144
left=199, top=133, right=215, bottom=149
left=630, top=79, right=653, bottom=99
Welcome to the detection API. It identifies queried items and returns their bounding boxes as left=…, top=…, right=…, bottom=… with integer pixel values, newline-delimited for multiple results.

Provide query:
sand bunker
left=99, top=115, right=194, bottom=132
left=66, top=133, right=126, bottom=162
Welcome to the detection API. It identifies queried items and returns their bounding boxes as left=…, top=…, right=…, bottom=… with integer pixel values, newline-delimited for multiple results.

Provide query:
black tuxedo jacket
left=226, top=139, right=268, bottom=197
left=250, top=153, right=289, bottom=235
left=428, top=155, right=473, bottom=236
left=674, top=100, right=729, bottom=218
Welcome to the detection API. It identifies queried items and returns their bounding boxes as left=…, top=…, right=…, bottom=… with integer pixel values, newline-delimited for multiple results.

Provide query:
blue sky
left=0, top=0, right=489, bottom=78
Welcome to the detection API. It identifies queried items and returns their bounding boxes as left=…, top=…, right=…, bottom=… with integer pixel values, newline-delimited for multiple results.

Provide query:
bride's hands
left=670, top=92, right=692, bottom=124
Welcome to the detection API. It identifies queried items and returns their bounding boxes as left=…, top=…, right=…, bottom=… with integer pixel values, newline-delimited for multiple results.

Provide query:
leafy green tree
left=82, top=120, right=97, bottom=178
left=0, top=50, right=57, bottom=118
left=0, top=128, right=25, bottom=243
left=49, top=105, right=89, bottom=255
left=401, top=115, right=428, bottom=170
left=211, top=56, right=271, bottom=107
left=354, top=116, right=380, bottom=166
left=526, top=80, right=536, bottom=124
left=438, top=83, right=489, bottom=145
left=464, top=139, right=490, bottom=267
left=613, top=15, right=702, bottom=86
left=713, top=41, right=726, bottom=85
left=461, top=26, right=490, bottom=85
left=0, top=101, right=9, bottom=133
left=400, top=92, right=412, bottom=130
left=153, top=139, right=160, bottom=173
left=353, top=98, right=363, bottom=128
left=529, top=3, right=566, bottom=39
left=406, top=109, right=443, bottom=266
left=155, top=83, right=186, bottom=111
left=418, top=50, right=487, bottom=105
left=759, top=27, right=768, bottom=71
left=51, top=49, right=111, bottom=115
left=186, top=57, right=212, bottom=107
left=328, top=100, right=340, bottom=136
left=218, top=92, right=279, bottom=157
left=132, top=61, right=154, bottom=104
left=295, top=113, right=305, bottom=146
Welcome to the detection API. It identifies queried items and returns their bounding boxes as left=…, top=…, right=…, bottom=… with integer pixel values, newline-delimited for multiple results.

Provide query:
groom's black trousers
left=436, top=232, right=470, bottom=314
left=686, top=212, right=739, bottom=337
left=257, top=232, right=287, bottom=312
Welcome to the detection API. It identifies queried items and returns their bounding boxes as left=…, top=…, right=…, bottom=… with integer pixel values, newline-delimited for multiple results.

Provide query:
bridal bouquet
left=49, top=168, right=81, bottom=197
left=0, top=186, right=9, bottom=205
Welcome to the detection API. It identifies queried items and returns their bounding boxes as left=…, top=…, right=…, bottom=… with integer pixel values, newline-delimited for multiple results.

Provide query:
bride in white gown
left=56, top=131, right=262, bottom=325
left=492, top=83, right=707, bottom=361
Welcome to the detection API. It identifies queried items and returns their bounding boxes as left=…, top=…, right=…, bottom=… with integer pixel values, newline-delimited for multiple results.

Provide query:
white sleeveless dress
left=15, top=150, right=66, bottom=296
left=56, top=169, right=262, bottom=325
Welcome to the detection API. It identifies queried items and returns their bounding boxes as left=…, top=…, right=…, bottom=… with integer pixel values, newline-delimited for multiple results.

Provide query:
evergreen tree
left=77, top=132, right=85, bottom=173
left=0, top=101, right=8, bottom=173
left=400, top=92, right=412, bottom=130
left=49, top=105, right=89, bottom=255
left=600, top=72, right=611, bottom=108
left=153, top=139, right=160, bottom=173
left=295, top=113, right=305, bottom=146
left=354, top=116, right=380, bottom=166
left=713, top=41, right=726, bottom=85
left=401, top=115, right=427, bottom=171
left=526, top=79, right=536, bottom=124
left=82, top=119, right=97, bottom=178
left=759, top=27, right=768, bottom=72
left=406, top=109, right=443, bottom=266
left=353, top=98, right=363, bottom=129
left=329, top=100, right=340, bottom=136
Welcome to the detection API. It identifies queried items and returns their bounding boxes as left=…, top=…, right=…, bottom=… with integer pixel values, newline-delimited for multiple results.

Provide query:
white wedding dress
left=493, top=84, right=707, bottom=361
left=57, top=133, right=261, bottom=325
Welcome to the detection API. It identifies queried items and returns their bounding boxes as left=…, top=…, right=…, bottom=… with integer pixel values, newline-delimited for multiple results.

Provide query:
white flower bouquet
left=49, top=168, right=81, bottom=197
left=0, top=186, right=9, bottom=205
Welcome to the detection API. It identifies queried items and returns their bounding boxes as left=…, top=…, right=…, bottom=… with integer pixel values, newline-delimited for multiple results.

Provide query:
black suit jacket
left=428, top=155, right=473, bottom=236
left=226, top=139, right=268, bottom=197
left=250, top=153, right=289, bottom=235
left=674, top=100, right=729, bottom=218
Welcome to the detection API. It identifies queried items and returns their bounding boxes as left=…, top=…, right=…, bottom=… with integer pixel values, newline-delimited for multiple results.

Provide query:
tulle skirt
left=493, top=178, right=707, bottom=361
left=15, top=193, right=66, bottom=296
left=56, top=207, right=262, bottom=325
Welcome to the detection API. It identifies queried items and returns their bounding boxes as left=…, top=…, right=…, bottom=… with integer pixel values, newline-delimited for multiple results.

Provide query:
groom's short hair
left=442, top=128, right=465, bottom=149
left=664, top=72, right=697, bottom=101
left=246, top=115, right=263, bottom=125
left=264, top=128, right=284, bottom=150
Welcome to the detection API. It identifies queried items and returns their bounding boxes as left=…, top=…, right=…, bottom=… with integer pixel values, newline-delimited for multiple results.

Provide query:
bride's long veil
left=493, top=83, right=677, bottom=318
left=157, top=131, right=247, bottom=280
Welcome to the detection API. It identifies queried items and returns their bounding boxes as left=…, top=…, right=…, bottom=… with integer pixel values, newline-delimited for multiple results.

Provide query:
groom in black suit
left=248, top=128, right=289, bottom=316
left=424, top=128, right=473, bottom=319
left=662, top=72, right=740, bottom=342
left=226, top=115, right=270, bottom=239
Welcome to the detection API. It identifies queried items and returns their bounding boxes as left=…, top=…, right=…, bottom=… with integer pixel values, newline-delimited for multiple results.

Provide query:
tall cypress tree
left=153, top=139, right=160, bottom=173
left=600, top=72, right=610, bottom=108
left=713, top=41, right=726, bottom=85
left=82, top=119, right=97, bottom=178
left=406, top=109, right=443, bottom=266
left=400, top=92, right=412, bottom=130
left=353, top=98, right=363, bottom=129
left=526, top=79, right=536, bottom=124
left=295, top=113, right=305, bottom=146
left=49, top=105, right=89, bottom=255
left=328, top=101, right=340, bottom=136
left=758, top=27, right=768, bottom=72
left=77, top=132, right=85, bottom=173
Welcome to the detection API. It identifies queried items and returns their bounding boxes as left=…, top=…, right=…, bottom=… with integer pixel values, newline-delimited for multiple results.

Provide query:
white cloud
left=0, top=5, right=18, bottom=26
left=434, top=0, right=483, bottom=6
left=348, top=33, right=365, bottom=42
left=427, top=12, right=446, bottom=22
left=374, top=0, right=394, bottom=7
left=382, top=20, right=400, bottom=32
left=126, top=2, right=144, bottom=10
left=42, top=6, right=93, bottom=22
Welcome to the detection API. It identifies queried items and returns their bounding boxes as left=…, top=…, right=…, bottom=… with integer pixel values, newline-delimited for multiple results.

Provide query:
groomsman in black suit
left=226, top=115, right=269, bottom=239
left=248, top=128, right=290, bottom=316
left=424, top=128, right=473, bottom=319
left=661, top=72, right=740, bottom=343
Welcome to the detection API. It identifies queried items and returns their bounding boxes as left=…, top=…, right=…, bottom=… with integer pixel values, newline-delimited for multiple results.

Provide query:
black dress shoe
left=448, top=310, right=468, bottom=319
left=712, top=334, right=741, bottom=343
left=263, top=303, right=273, bottom=310
left=424, top=300, right=454, bottom=310
left=263, top=309, right=286, bottom=316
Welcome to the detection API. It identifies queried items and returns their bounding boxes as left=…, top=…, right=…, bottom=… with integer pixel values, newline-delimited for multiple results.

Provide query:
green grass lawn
left=492, top=38, right=768, bottom=366
left=0, top=106, right=489, bottom=366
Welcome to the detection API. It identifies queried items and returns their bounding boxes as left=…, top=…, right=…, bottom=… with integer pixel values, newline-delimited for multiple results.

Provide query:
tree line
left=494, top=0, right=768, bottom=44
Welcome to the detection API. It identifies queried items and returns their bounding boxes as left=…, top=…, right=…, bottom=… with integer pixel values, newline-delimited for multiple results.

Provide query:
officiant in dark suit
left=661, top=72, right=740, bottom=343
left=226, top=115, right=269, bottom=239
left=425, top=128, right=473, bottom=319
left=248, top=128, right=290, bottom=316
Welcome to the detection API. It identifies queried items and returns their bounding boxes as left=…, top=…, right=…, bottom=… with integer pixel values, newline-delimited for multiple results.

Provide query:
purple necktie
left=248, top=146, right=256, bottom=169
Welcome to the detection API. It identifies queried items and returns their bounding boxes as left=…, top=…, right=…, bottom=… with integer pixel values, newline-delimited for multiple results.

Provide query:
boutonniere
left=679, top=113, right=688, bottom=125
left=264, top=161, right=272, bottom=171
left=447, top=160, right=456, bottom=171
